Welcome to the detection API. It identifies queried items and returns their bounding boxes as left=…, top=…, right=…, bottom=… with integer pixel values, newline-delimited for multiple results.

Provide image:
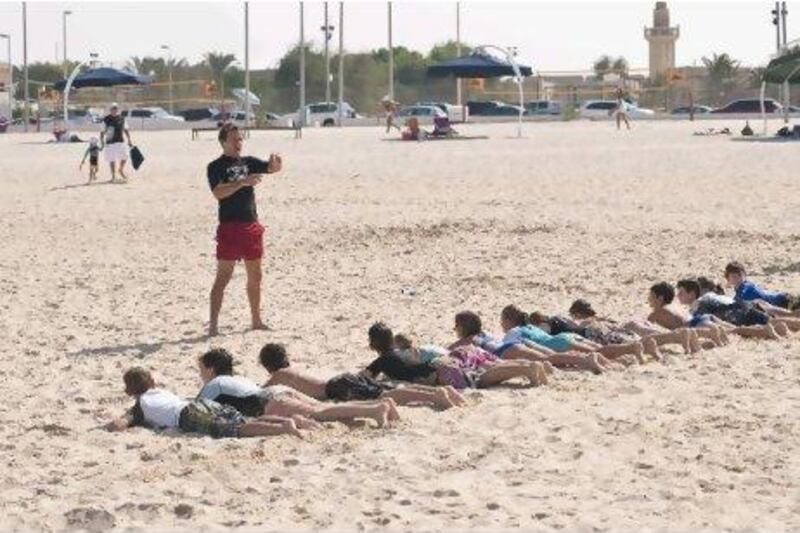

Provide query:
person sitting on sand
left=675, top=279, right=787, bottom=340
left=644, top=282, right=726, bottom=348
left=724, top=261, right=800, bottom=316
left=105, top=367, right=305, bottom=438
left=430, top=114, right=457, bottom=137
left=258, top=342, right=465, bottom=408
left=494, top=305, right=645, bottom=363
left=566, top=298, right=703, bottom=358
left=448, top=310, right=607, bottom=374
left=365, top=322, right=549, bottom=389
left=402, top=117, right=425, bottom=141
left=197, top=348, right=398, bottom=428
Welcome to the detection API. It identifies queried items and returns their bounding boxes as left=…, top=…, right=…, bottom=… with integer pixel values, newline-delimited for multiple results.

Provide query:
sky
left=0, top=1, right=789, bottom=74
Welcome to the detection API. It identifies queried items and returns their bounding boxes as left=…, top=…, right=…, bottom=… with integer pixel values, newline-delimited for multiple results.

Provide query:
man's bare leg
left=118, top=159, right=128, bottom=180
left=209, top=260, right=235, bottom=336
left=109, top=161, right=116, bottom=182
left=244, top=259, right=267, bottom=330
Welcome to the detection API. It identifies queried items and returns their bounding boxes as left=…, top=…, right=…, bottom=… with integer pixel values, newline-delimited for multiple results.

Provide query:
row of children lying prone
left=107, top=261, right=799, bottom=440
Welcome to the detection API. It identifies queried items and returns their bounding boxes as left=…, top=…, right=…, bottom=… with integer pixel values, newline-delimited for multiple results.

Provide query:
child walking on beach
left=105, top=367, right=305, bottom=438
left=79, top=137, right=101, bottom=183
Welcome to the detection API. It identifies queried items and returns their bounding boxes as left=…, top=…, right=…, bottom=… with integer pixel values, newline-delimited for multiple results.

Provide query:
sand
left=1, top=120, right=799, bottom=530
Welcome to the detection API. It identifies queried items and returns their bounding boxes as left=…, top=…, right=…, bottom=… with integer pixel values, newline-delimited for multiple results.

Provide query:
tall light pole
left=243, top=2, right=251, bottom=127
left=456, top=1, right=462, bottom=107
left=781, top=2, right=788, bottom=47
left=388, top=1, right=394, bottom=101
left=62, top=10, right=73, bottom=77
left=160, top=45, right=174, bottom=114
left=23, top=1, right=29, bottom=132
left=0, top=34, right=11, bottom=120
left=299, top=1, right=306, bottom=125
left=321, top=2, right=334, bottom=103
left=773, top=2, right=782, bottom=52
left=337, top=2, right=344, bottom=126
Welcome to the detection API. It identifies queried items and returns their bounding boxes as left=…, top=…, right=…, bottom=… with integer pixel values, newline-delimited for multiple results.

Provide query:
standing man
left=100, top=103, right=133, bottom=181
left=207, top=123, right=283, bottom=336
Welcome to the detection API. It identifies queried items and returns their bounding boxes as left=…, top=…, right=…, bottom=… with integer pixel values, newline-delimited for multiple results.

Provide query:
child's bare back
left=266, top=368, right=328, bottom=401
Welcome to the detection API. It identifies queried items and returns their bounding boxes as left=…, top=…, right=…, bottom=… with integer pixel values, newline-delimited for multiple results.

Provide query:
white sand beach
left=1, top=120, right=800, bottom=530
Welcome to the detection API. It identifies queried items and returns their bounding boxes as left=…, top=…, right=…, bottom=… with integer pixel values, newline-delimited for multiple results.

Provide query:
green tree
left=612, top=57, right=629, bottom=78
left=702, top=52, right=739, bottom=104
left=204, top=52, right=237, bottom=107
left=429, top=40, right=471, bottom=63
left=593, top=55, right=612, bottom=79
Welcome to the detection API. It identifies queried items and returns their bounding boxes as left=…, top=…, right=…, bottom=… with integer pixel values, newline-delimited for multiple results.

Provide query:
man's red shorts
left=215, top=222, right=265, bottom=261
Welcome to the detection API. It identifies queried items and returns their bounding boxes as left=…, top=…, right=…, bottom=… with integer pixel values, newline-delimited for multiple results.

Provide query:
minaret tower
left=644, top=2, right=680, bottom=81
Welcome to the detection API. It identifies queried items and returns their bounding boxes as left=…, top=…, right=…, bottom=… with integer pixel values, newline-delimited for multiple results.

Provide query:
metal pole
left=244, top=2, right=250, bottom=127
left=299, top=1, right=306, bottom=126
left=0, top=35, right=11, bottom=120
left=337, top=2, right=344, bottom=127
left=324, top=2, right=331, bottom=103
left=62, top=12, right=67, bottom=77
left=776, top=2, right=782, bottom=52
left=161, top=45, right=173, bottom=114
left=781, top=1, right=788, bottom=46
left=456, top=1, right=462, bottom=107
left=388, top=1, right=394, bottom=101
left=23, top=1, right=29, bottom=132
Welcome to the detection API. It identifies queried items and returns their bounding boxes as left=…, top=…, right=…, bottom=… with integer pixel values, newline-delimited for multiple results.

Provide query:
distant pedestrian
left=101, top=103, right=133, bottom=182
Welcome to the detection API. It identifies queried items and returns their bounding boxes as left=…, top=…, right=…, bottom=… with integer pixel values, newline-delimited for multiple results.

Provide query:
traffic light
left=772, top=6, right=780, bottom=25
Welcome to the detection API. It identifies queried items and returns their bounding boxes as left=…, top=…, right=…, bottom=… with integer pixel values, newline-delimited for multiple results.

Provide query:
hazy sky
left=0, top=1, right=788, bottom=73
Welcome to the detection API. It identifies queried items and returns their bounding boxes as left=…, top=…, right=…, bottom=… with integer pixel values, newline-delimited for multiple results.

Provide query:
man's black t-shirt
left=103, top=114, right=126, bottom=144
left=207, top=155, right=269, bottom=223
left=365, top=349, right=437, bottom=383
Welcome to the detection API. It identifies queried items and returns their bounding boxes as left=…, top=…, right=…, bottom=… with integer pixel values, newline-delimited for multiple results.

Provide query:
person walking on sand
left=613, top=87, right=630, bottom=131
left=207, top=123, right=282, bottom=336
left=382, top=96, right=401, bottom=133
left=100, top=103, right=133, bottom=182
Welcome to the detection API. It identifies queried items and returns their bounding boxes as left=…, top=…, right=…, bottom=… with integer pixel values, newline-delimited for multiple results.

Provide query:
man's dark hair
left=697, top=276, right=725, bottom=295
left=676, top=279, right=701, bottom=299
left=568, top=299, right=596, bottom=318
left=650, top=282, right=675, bottom=304
left=724, top=261, right=746, bottom=278
left=259, top=343, right=290, bottom=372
left=368, top=322, right=394, bottom=353
left=218, top=123, right=239, bottom=143
left=123, top=367, right=155, bottom=396
left=454, top=311, right=483, bottom=337
left=199, top=348, right=234, bottom=376
left=501, top=305, right=529, bottom=327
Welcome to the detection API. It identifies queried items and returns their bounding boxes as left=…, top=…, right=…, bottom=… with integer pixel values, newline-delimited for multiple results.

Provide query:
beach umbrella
left=427, top=48, right=533, bottom=137
left=53, top=67, right=152, bottom=91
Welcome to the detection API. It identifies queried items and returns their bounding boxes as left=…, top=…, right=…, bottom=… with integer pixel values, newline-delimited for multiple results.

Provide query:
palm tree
left=747, top=67, right=766, bottom=89
left=593, top=55, right=612, bottom=80
left=127, top=56, right=166, bottom=78
left=612, top=57, right=629, bottom=79
left=204, top=52, right=237, bottom=108
left=702, top=53, right=740, bottom=104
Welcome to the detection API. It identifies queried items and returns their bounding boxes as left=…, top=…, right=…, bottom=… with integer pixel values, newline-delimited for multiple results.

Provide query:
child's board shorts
left=178, top=399, right=246, bottom=438
left=325, top=373, right=394, bottom=401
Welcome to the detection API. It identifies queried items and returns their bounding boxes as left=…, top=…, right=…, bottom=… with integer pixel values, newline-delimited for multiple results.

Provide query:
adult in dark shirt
left=100, top=103, right=132, bottom=182
left=207, top=123, right=282, bottom=336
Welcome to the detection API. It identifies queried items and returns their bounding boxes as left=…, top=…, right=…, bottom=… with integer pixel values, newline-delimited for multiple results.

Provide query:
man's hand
left=242, top=174, right=262, bottom=187
left=267, top=153, right=283, bottom=174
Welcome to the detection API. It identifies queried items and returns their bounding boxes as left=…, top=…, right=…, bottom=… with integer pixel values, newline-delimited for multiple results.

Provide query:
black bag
left=324, top=373, right=390, bottom=401
left=130, top=145, right=144, bottom=170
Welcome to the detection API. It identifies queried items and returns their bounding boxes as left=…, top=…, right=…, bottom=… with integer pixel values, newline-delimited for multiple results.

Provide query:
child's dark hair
left=676, top=278, right=701, bottom=298
left=259, top=343, right=290, bottom=372
left=393, top=334, right=413, bottom=350
left=697, top=276, right=725, bottom=295
left=218, top=122, right=239, bottom=143
left=123, top=367, right=155, bottom=396
left=199, top=348, right=234, bottom=376
left=527, top=311, right=550, bottom=326
left=454, top=311, right=482, bottom=337
left=724, top=261, right=746, bottom=278
left=568, top=299, right=596, bottom=318
left=650, top=282, right=675, bottom=304
left=368, top=322, right=394, bottom=353
left=501, top=305, right=529, bottom=327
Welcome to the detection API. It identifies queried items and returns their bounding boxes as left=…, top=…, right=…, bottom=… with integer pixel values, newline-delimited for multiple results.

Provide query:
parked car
left=179, top=107, right=219, bottom=122
left=213, top=110, right=256, bottom=123
left=580, top=100, right=655, bottom=120
left=789, top=105, right=800, bottom=113
left=466, top=100, right=526, bottom=116
left=525, top=100, right=562, bottom=115
left=397, top=105, right=446, bottom=118
left=416, top=101, right=464, bottom=121
left=711, top=98, right=782, bottom=114
left=670, top=105, right=713, bottom=115
left=122, top=107, right=185, bottom=127
left=285, top=101, right=358, bottom=127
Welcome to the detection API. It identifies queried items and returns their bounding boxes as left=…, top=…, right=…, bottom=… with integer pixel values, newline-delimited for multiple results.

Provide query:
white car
left=580, top=100, right=655, bottom=120
left=285, top=102, right=358, bottom=127
left=122, top=107, right=185, bottom=128
left=398, top=105, right=446, bottom=118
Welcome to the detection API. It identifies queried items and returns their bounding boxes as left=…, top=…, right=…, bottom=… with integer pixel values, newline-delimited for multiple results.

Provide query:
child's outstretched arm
left=80, top=149, right=89, bottom=168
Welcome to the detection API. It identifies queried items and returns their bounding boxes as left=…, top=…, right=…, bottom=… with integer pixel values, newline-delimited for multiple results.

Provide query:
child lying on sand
left=645, top=282, right=727, bottom=347
left=106, top=367, right=305, bottom=438
left=197, top=349, right=398, bottom=428
left=258, top=342, right=465, bottom=408
left=725, top=261, right=800, bottom=317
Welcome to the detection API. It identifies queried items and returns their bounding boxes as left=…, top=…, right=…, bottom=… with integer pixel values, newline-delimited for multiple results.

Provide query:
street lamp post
left=62, top=10, right=73, bottom=77
left=456, top=2, right=462, bottom=107
left=321, top=2, right=334, bottom=103
left=244, top=2, right=251, bottom=128
left=160, top=45, right=174, bottom=114
left=0, top=34, right=11, bottom=120
left=337, top=2, right=344, bottom=126
left=388, top=2, right=394, bottom=101
left=299, top=1, right=306, bottom=126
left=23, top=1, right=29, bottom=132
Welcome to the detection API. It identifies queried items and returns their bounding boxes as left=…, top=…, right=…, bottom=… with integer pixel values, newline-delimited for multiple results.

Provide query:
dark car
left=670, top=105, right=713, bottom=115
left=711, top=98, right=782, bottom=114
left=466, top=100, right=501, bottom=116
left=178, top=107, right=218, bottom=121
